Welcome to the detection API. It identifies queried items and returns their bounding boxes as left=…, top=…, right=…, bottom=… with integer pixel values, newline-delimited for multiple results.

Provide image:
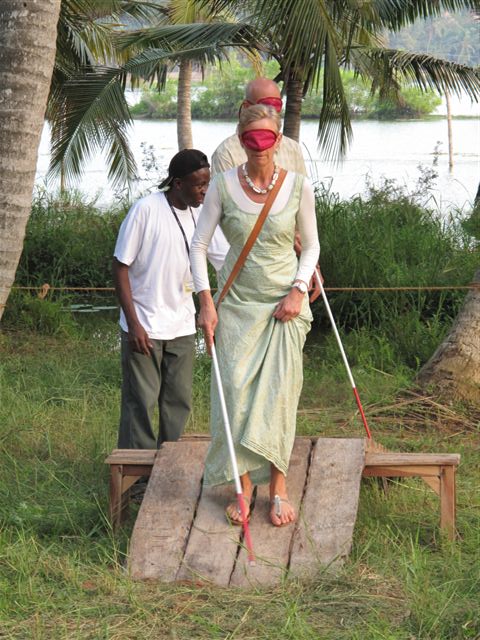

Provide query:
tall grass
left=11, top=175, right=479, bottom=373
left=312, top=176, right=478, bottom=370
left=0, top=325, right=478, bottom=639
left=15, top=188, right=128, bottom=288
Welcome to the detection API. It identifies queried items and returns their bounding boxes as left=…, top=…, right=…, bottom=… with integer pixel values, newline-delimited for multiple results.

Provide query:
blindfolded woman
left=190, top=104, right=320, bottom=527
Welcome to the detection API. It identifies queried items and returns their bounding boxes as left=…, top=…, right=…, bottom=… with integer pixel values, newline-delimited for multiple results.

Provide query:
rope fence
left=10, top=283, right=480, bottom=300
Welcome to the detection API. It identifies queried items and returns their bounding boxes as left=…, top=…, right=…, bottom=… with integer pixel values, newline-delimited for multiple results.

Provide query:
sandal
left=270, top=494, right=295, bottom=527
left=226, top=495, right=251, bottom=526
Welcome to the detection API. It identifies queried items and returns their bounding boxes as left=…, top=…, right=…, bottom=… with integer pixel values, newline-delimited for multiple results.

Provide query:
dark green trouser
left=117, top=331, right=195, bottom=449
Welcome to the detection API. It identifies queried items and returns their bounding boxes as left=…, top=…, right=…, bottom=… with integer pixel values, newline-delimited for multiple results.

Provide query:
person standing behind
left=211, top=77, right=307, bottom=177
left=113, top=149, right=228, bottom=450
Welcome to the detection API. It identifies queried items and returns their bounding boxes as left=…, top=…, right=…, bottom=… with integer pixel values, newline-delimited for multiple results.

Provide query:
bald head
left=245, top=77, right=281, bottom=103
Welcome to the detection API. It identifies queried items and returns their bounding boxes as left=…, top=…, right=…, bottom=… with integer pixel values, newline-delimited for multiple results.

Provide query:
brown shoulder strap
left=216, top=168, right=287, bottom=309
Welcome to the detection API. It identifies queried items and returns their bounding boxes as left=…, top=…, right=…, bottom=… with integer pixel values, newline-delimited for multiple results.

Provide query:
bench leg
left=440, top=465, right=456, bottom=540
left=109, top=464, right=123, bottom=532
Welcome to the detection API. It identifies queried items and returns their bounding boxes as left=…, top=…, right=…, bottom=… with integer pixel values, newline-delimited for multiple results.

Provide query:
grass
left=0, top=322, right=479, bottom=639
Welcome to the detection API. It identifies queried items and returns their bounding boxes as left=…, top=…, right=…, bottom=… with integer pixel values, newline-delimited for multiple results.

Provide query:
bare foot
left=226, top=494, right=251, bottom=525
left=270, top=494, right=296, bottom=527
left=269, top=464, right=295, bottom=527
left=225, top=473, right=253, bottom=525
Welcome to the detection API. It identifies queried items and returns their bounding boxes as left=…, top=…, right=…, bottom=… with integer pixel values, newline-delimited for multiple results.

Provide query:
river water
left=35, top=111, right=479, bottom=212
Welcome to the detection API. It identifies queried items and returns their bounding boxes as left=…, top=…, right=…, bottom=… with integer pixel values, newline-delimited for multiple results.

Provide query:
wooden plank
left=176, top=484, right=241, bottom=586
left=128, top=441, right=209, bottom=580
left=105, top=449, right=157, bottom=465
left=440, top=465, right=456, bottom=540
left=230, top=439, right=313, bottom=588
left=121, top=464, right=154, bottom=477
left=290, top=438, right=365, bottom=578
left=363, top=465, right=441, bottom=477
left=365, top=453, right=460, bottom=466
left=109, top=464, right=123, bottom=532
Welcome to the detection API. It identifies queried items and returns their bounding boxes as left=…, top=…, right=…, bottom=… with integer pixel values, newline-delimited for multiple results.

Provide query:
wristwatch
left=292, top=280, right=308, bottom=294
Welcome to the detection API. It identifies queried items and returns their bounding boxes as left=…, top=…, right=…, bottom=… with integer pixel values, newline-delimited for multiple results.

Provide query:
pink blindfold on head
left=241, top=129, right=278, bottom=151
left=255, top=96, right=283, bottom=112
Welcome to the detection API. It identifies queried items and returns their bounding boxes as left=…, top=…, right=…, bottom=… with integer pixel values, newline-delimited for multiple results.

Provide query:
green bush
left=15, top=188, right=127, bottom=288
left=2, top=291, right=78, bottom=336
left=12, top=175, right=478, bottom=371
left=130, top=81, right=178, bottom=119
left=312, top=175, right=478, bottom=369
left=131, top=62, right=441, bottom=121
left=301, top=72, right=441, bottom=119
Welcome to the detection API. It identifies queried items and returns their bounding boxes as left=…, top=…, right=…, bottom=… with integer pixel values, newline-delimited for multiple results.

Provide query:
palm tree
left=170, top=0, right=208, bottom=149
left=121, top=0, right=259, bottom=150
left=48, top=7, right=259, bottom=184
left=0, top=0, right=62, bottom=322
left=47, top=1, right=480, bottom=182
left=47, top=0, right=163, bottom=189
left=206, top=0, right=480, bottom=156
left=417, top=269, right=480, bottom=404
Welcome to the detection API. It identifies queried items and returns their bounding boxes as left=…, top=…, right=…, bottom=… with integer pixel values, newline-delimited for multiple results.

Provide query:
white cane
left=314, top=270, right=372, bottom=439
left=211, top=342, right=256, bottom=564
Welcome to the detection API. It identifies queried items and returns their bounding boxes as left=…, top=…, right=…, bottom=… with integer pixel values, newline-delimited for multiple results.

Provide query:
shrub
left=312, top=174, right=478, bottom=368
left=2, top=291, right=78, bottom=336
left=15, top=188, right=128, bottom=288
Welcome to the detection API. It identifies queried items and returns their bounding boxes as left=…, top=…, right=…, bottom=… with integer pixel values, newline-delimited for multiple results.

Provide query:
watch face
left=295, top=281, right=307, bottom=293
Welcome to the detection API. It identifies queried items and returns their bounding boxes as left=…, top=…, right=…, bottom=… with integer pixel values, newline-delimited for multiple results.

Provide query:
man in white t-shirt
left=113, top=149, right=228, bottom=450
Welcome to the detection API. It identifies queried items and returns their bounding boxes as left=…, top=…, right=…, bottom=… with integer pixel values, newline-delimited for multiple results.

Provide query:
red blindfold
left=255, top=96, right=283, bottom=112
left=240, top=129, right=278, bottom=151
left=238, top=96, right=283, bottom=119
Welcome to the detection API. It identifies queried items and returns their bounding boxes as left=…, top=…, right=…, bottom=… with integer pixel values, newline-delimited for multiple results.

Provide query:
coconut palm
left=204, top=0, right=480, bottom=155
left=417, top=269, right=480, bottom=403
left=120, top=0, right=260, bottom=150
left=48, top=1, right=260, bottom=184
left=53, top=1, right=480, bottom=182
left=0, top=0, right=62, bottom=322
left=47, top=0, right=164, bottom=189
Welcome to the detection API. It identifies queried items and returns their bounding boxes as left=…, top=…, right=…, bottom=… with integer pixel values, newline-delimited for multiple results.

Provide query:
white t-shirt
left=114, top=191, right=228, bottom=339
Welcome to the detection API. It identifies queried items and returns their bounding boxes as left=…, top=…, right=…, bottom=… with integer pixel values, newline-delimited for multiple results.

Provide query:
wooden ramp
left=128, top=437, right=365, bottom=585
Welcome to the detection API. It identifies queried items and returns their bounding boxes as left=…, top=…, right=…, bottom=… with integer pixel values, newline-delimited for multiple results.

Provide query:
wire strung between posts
left=211, top=342, right=255, bottom=565
left=11, top=283, right=480, bottom=294
left=314, top=270, right=372, bottom=439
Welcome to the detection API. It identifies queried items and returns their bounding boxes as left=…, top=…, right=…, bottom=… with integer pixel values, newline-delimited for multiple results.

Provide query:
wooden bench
left=105, top=443, right=460, bottom=539
left=363, top=452, right=460, bottom=540
left=105, top=449, right=157, bottom=531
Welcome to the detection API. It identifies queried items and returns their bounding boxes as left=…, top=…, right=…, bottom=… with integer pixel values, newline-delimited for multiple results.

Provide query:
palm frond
left=117, top=21, right=260, bottom=53
left=123, top=44, right=231, bottom=83
left=48, top=67, right=137, bottom=188
left=318, top=36, right=353, bottom=161
left=358, top=48, right=480, bottom=101
left=372, top=0, right=480, bottom=31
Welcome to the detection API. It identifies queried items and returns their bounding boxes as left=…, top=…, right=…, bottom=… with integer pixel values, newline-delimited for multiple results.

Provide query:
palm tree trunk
left=446, top=89, right=453, bottom=172
left=416, top=269, right=480, bottom=404
left=0, top=0, right=61, bottom=322
left=283, top=76, right=304, bottom=142
left=177, top=59, right=193, bottom=150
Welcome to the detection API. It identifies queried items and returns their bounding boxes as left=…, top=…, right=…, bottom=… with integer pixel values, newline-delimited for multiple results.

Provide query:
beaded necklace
left=242, top=163, right=279, bottom=195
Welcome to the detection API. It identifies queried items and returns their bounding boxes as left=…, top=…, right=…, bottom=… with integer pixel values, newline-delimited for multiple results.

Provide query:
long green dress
left=204, top=172, right=313, bottom=486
